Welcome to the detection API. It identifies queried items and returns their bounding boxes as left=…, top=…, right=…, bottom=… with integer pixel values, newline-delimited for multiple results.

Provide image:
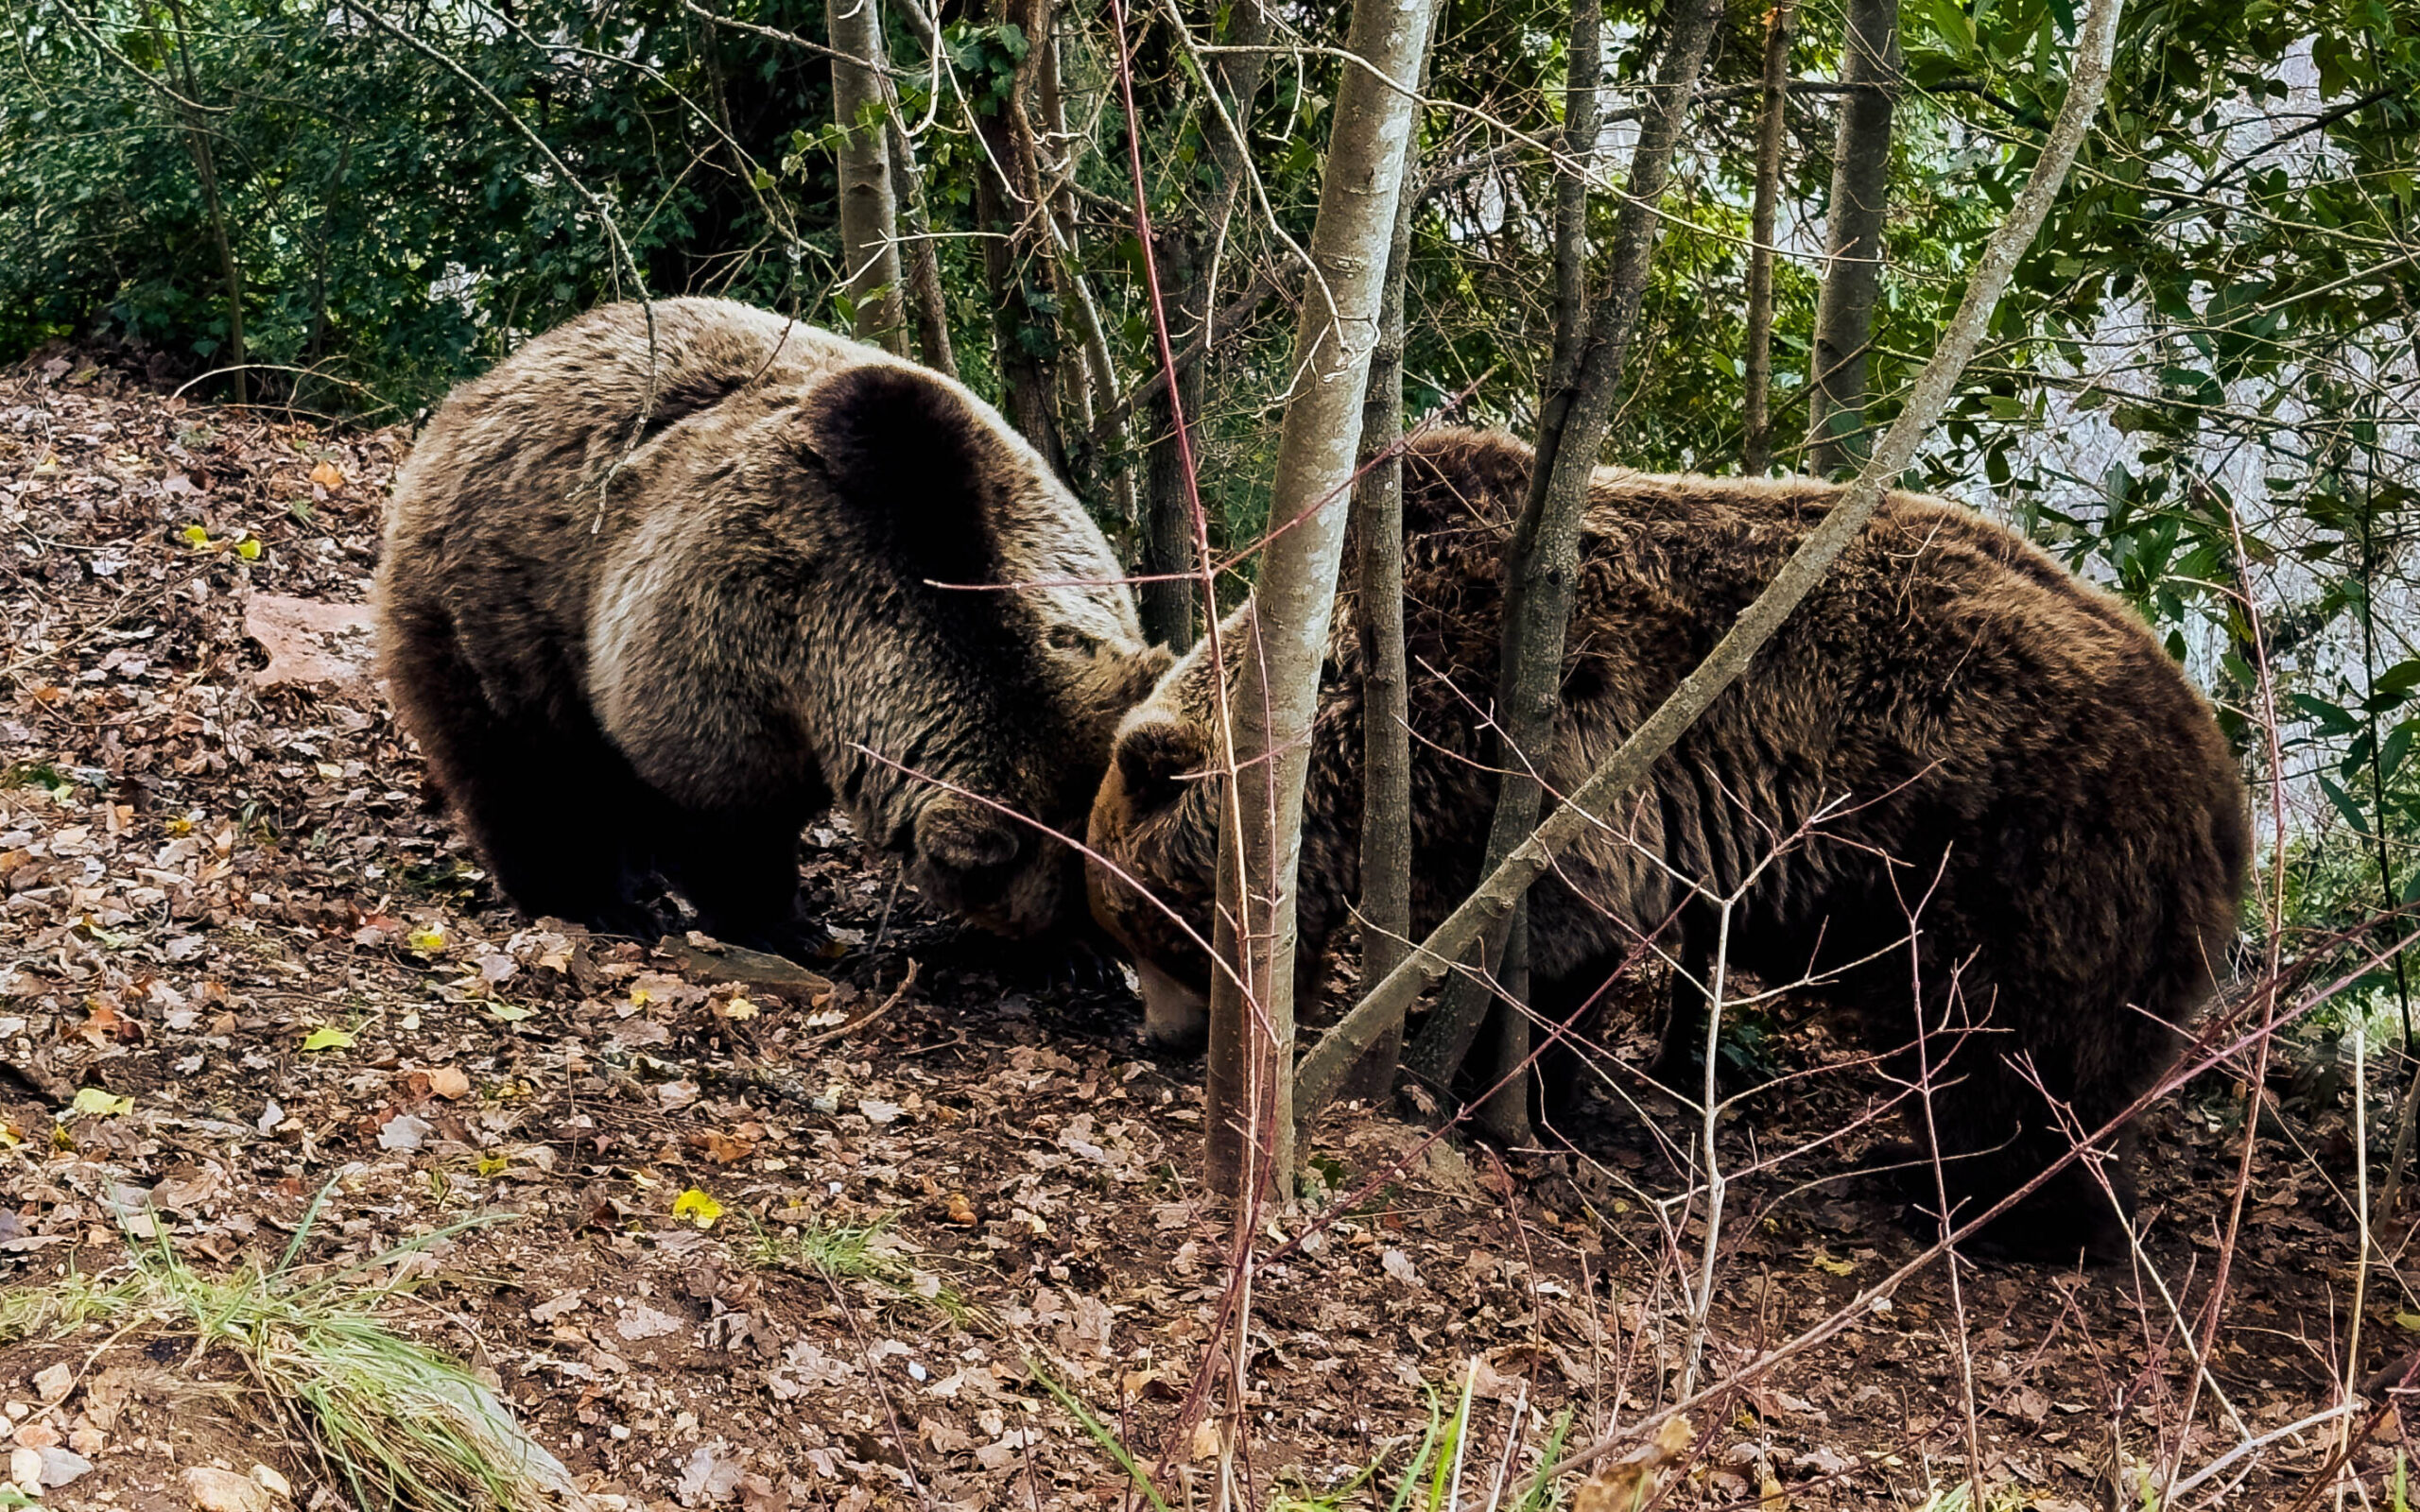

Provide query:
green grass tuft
left=0, top=1189, right=567, bottom=1512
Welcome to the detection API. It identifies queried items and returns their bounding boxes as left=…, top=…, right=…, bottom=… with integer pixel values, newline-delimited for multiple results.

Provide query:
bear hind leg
left=387, top=610, right=666, bottom=938
left=1888, top=987, right=2153, bottom=1265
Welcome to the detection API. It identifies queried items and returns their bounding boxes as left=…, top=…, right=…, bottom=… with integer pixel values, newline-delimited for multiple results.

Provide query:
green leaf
left=486, top=1001, right=534, bottom=1023
left=302, top=1024, right=356, bottom=1052
left=2319, top=774, right=2371, bottom=838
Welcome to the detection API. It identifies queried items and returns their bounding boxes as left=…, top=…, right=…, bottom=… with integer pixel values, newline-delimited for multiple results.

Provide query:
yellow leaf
left=629, top=988, right=652, bottom=1007
left=31, top=452, right=58, bottom=474
left=235, top=538, right=261, bottom=560
left=725, top=994, right=758, bottom=1021
left=406, top=925, right=446, bottom=954
left=181, top=524, right=213, bottom=548
left=2395, top=1312, right=2420, bottom=1333
left=476, top=1153, right=510, bottom=1177
left=301, top=1024, right=355, bottom=1052
left=1810, top=1250, right=1855, bottom=1276
left=486, top=1001, right=533, bottom=1023
left=671, top=1188, right=725, bottom=1228
left=309, top=459, right=346, bottom=490
left=70, top=1087, right=134, bottom=1118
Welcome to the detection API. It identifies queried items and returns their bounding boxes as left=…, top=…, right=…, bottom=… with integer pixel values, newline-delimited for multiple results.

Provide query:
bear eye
left=1046, top=624, right=1100, bottom=655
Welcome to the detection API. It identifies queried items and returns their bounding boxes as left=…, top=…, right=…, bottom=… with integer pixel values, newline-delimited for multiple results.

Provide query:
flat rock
left=39, top=1446, right=94, bottom=1488
left=654, top=936, right=833, bottom=995
left=185, top=1465, right=274, bottom=1512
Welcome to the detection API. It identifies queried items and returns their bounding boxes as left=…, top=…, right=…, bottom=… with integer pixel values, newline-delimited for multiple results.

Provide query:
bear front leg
left=656, top=803, right=828, bottom=962
left=1646, top=906, right=1714, bottom=1094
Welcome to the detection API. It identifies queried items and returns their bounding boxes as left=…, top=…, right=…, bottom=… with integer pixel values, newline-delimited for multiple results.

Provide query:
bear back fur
left=1090, top=426, right=2249, bottom=1255
left=380, top=298, right=1167, bottom=945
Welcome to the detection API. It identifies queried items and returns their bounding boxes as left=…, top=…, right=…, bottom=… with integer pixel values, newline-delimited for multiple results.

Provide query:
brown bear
left=1087, top=426, right=2249, bottom=1259
left=378, top=297, right=1169, bottom=953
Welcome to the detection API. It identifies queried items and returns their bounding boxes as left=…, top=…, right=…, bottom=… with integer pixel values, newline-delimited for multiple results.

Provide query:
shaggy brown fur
left=379, top=298, right=1168, bottom=951
left=1088, top=427, right=2249, bottom=1259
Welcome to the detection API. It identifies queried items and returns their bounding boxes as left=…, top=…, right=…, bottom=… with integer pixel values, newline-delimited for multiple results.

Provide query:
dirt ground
left=1, top=348, right=2414, bottom=1511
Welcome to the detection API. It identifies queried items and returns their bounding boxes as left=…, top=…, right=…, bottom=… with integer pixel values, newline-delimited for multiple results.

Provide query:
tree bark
left=861, top=0, right=949, bottom=371
left=1202, top=0, right=1438, bottom=1198
left=1340, top=20, right=1433, bottom=1106
left=885, top=119, right=958, bottom=375
left=1298, top=0, right=2124, bottom=1122
left=1136, top=0, right=1274, bottom=649
left=1402, top=0, right=1724, bottom=1123
left=829, top=0, right=907, bottom=352
left=974, top=0, right=1068, bottom=472
left=1804, top=0, right=1899, bottom=476
left=1548, top=0, right=1601, bottom=393
left=1741, top=0, right=1794, bottom=472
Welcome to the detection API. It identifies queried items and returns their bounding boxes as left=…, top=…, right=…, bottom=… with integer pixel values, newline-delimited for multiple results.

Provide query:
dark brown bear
left=1088, top=427, right=2248, bottom=1259
left=378, top=298, right=1169, bottom=952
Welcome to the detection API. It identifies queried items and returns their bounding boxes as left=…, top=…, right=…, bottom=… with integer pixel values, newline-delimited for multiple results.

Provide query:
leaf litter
left=0, top=349, right=2405, bottom=1508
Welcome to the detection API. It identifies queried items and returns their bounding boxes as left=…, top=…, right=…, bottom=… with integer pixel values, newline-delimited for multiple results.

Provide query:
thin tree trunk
left=1340, top=24, right=1432, bottom=1106
left=885, top=120, right=958, bottom=375
left=974, top=0, right=1068, bottom=472
left=1299, top=0, right=2124, bottom=1120
left=164, top=0, right=245, bottom=404
left=1805, top=0, right=1899, bottom=476
left=1137, top=0, right=1274, bottom=648
left=829, top=0, right=907, bottom=352
left=1548, top=0, right=1601, bottom=393
left=1203, top=0, right=1438, bottom=1199
left=1039, top=22, right=1096, bottom=432
left=1141, top=286, right=1207, bottom=645
left=1403, top=0, right=1724, bottom=1123
left=874, top=12, right=955, bottom=377
left=1741, top=0, right=1794, bottom=472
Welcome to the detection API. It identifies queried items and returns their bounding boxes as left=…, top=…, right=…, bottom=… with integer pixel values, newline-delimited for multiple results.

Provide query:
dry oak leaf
left=687, top=1130, right=756, bottom=1164
left=1574, top=1417, right=1696, bottom=1512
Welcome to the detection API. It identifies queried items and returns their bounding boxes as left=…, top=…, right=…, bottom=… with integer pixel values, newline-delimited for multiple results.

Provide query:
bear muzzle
left=1135, top=958, right=1210, bottom=1051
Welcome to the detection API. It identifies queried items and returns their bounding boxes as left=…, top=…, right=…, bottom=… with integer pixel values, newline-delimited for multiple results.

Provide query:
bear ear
left=1114, top=713, right=1207, bottom=808
left=796, top=362, right=1004, bottom=587
left=1103, top=643, right=1178, bottom=712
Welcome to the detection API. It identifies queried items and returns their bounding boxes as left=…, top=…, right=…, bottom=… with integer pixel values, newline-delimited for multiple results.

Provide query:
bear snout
left=1135, top=958, right=1211, bottom=1052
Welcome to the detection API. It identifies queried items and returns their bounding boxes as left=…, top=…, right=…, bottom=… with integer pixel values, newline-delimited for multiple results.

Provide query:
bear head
left=799, top=360, right=1174, bottom=939
left=1083, top=643, right=1232, bottom=1048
